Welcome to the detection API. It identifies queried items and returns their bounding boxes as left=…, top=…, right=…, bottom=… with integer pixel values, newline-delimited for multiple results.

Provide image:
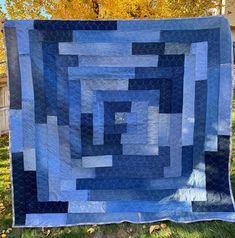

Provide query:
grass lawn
left=1, top=102, right=235, bottom=238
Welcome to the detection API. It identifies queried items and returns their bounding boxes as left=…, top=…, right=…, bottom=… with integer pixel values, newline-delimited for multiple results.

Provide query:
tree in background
left=44, top=0, right=221, bottom=19
left=5, top=0, right=47, bottom=19
left=0, top=6, right=6, bottom=75
left=0, top=0, right=223, bottom=75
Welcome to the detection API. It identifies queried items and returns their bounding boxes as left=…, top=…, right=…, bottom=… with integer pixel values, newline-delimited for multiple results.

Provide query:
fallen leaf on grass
left=160, top=223, right=167, bottom=229
left=87, top=227, right=96, bottom=234
left=149, top=224, right=161, bottom=234
left=127, top=227, right=133, bottom=234
left=6, top=228, right=12, bottom=234
left=163, top=230, right=172, bottom=237
left=45, top=229, right=51, bottom=236
left=41, top=228, right=51, bottom=236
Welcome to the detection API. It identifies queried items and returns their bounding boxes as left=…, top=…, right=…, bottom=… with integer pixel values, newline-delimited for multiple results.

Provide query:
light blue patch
left=26, top=214, right=67, bottom=226
left=80, top=78, right=128, bottom=113
left=205, top=67, right=219, bottom=151
left=36, top=124, right=49, bottom=201
left=69, top=80, right=81, bottom=127
left=93, top=102, right=104, bottom=145
left=59, top=42, right=132, bottom=56
left=219, top=17, right=233, bottom=64
left=218, top=64, right=233, bottom=135
left=79, top=55, right=158, bottom=67
left=165, top=43, right=191, bottom=54
left=122, top=144, right=159, bottom=156
left=60, top=180, right=76, bottom=191
left=117, top=16, right=224, bottom=31
left=47, top=116, right=60, bottom=201
left=115, top=112, right=126, bottom=124
left=82, top=155, right=113, bottom=168
left=68, top=201, right=106, bottom=213
left=22, top=101, right=35, bottom=149
left=164, top=114, right=182, bottom=177
left=67, top=212, right=140, bottom=225
left=95, top=90, right=160, bottom=106
left=19, top=55, right=34, bottom=101
left=158, top=114, right=170, bottom=146
left=73, top=30, right=160, bottom=43
left=68, top=67, right=135, bottom=79
left=182, top=55, right=196, bottom=146
left=9, top=110, right=23, bottom=153
left=60, top=191, right=89, bottom=202
left=191, top=42, right=208, bottom=81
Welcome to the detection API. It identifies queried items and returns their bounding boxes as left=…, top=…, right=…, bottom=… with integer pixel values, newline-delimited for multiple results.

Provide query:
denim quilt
left=4, top=16, right=235, bottom=227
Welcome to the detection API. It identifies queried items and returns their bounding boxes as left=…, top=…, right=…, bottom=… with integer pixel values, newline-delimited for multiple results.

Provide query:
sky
left=0, top=0, right=6, bottom=13
left=0, top=0, right=49, bottom=18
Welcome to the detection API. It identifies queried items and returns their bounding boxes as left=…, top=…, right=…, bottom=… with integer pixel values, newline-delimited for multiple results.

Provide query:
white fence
left=0, top=86, right=8, bottom=135
left=0, top=107, right=8, bottom=135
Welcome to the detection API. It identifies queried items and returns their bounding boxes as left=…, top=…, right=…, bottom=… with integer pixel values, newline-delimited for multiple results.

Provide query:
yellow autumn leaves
left=85, top=223, right=169, bottom=237
left=0, top=228, right=12, bottom=238
left=45, top=0, right=221, bottom=20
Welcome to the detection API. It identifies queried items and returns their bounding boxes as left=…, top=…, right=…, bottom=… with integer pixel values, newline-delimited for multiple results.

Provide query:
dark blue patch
left=207, top=28, right=220, bottom=68
left=158, top=55, right=184, bottom=67
left=34, top=20, right=117, bottom=30
left=41, top=30, right=73, bottom=42
left=77, top=178, right=157, bottom=190
left=24, top=171, right=68, bottom=213
left=192, top=136, right=234, bottom=212
left=104, top=134, right=122, bottom=144
left=193, top=80, right=207, bottom=168
left=132, top=64, right=184, bottom=113
left=81, top=113, right=123, bottom=156
left=160, top=29, right=209, bottom=43
left=82, top=144, right=123, bottom=156
left=104, top=101, right=131, bottom=134
left=160, top=28, right=220, bottom=69
left=89, top=189, right=176, bottom=201
left=182, top=146, right=194, bottom=177
left=56, top=55, right=78, bottom=126
left=70, top=126, right=82, bottom=159
left=132, top=43, right=165, bottom=55
left=81, top=113, right=93, bottom=147
left=42, top=42, right=58, bottom=117
left=95, top=165, right=164, bottom=179
left=11, top=152, right=26, bottom=225
left=95, top=147, right=170, bottom=179
left=29, top=30, right=47, bottom=124
left=128, top=78, right=172, bottom=113
left=5, top=27, right=22, bottom=109
left=135, top=67, right=174, bottom=79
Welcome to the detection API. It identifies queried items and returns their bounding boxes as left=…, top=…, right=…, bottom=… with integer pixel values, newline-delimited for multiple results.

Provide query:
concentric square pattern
left=4, top=16, right=235, bottom=227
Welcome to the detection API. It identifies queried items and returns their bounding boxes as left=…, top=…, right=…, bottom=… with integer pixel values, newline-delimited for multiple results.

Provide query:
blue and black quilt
left=4, top=16, right=235, bottom=227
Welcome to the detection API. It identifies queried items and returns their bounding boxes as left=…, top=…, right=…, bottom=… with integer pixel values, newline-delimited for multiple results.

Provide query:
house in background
left=224, top=0, right=235, bottom=39
left=224, top=0, right=235, bottom=63
left=0, top=73, right=8, bottom=135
